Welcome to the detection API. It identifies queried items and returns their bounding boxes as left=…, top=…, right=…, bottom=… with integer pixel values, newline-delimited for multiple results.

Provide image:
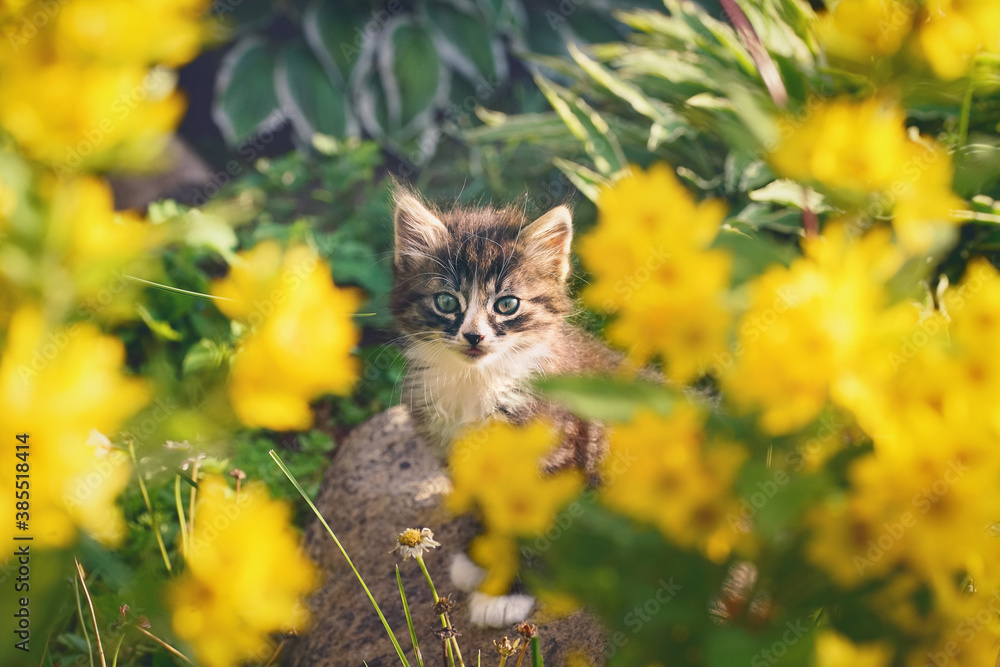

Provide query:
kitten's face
left=390, top=192, right=573, bottom=368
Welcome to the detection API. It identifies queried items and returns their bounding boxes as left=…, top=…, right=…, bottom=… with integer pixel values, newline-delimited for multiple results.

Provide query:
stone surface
left=284, top=406, right=606, bottom=666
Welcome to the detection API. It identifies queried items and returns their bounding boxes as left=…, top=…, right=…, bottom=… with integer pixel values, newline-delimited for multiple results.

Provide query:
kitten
left=390, top=187, right=629, bottom=626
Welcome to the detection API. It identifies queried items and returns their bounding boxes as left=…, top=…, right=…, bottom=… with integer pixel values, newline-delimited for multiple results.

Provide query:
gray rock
left=284, top=406, right=606, bottom=666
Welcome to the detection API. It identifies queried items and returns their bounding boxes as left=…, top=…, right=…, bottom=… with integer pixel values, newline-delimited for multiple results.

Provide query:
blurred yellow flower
left=815, top=631, right=892, bottom=667
left=723, top=224, right=905, bottom=434
left=771, top=98, right=909, bottom=193
left=468, top=531, right=521, bottom=596
left=0, top=306, right=147, bottom=553
left=579, top=163, right=731, bottom=383
left=600, top=404, right=747, bottom=560
left=448, top=419, right=584, bottom=537
left=212, top=243, right=361, bottom=430
left=0, top=0, right=211, bottom=171
left=770, top=97, right=963, bottom=253
left=817, top=0, right=914, bottom=62
left=168, top=474, right=318, bottom=667
left=917, top=0, right=1000, bottom=79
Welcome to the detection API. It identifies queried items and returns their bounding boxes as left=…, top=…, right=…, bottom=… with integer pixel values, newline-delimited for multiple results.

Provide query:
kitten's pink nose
left=463, top=333, right=485, bottom=347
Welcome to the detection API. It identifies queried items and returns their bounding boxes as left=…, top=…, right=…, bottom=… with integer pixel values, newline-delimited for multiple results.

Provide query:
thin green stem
left=129, top=440, right=171, bottom=573
left=396, top=566, right=425, bottom=667
left=959, top=79, right=975, bottom=148
left=530, top=637, right=543, bottom=667
left=110, top=633, right=126, bottom=667
left=72, top=573, right=95, bottom=667
left=270, top=450, right=412, bottom=667
left=134, top=627, right=192, bottom=664
left=124, top=274, right=233, bottom=302
left=175, top=475, right=189, bottom=559
left=416, top=557, right=463, bottom=667
left=498, top=656, right=508, bottom=667
left=75, top=559, right=107, bottom=667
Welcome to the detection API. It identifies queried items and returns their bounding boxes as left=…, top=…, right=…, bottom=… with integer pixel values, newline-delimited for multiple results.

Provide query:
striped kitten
left=390, top=188, right=626, bottom=626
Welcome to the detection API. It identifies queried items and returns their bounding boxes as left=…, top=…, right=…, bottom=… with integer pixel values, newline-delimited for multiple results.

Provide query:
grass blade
left=270, top=450, right=411, bottom=667
left=396, top=566, right=424, bottom=667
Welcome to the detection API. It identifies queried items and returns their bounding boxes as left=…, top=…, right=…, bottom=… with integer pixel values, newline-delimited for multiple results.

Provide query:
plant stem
left=270, top=450, right=412, bottom=667
left=513, top=641, right=529, bottom=667
left=129, top=440, right=171, bottom=573
left=110, top=633, right=126, bottom=667
left=416, top=556, right=464, bottom=667
left=959, top=78, right=975, bottom=148
left=175, top=475, right=189, bottom=558
left=396, top=566, right=425, bottom=667
left=135, top=627, right=192, bottom=664
left=74, top=559, right=107, bottom=667
left=72, top=572, right=95, bottom=667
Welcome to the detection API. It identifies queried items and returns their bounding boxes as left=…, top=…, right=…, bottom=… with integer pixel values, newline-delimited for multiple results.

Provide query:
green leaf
left=384, top=17, right=448, bottom=133
left=533, top=375, right=674, bottom=422
left=303, top=0, right=365, bottom=83
left=553, top=157, right=611, bottom=203
left=713, top=220, right=800, bottom=284
left=213, top=36, right=281, bottom=144
left=182, top=339, right=229, bottom=376
left=533, top=72, right=626, bottom=176
left=424, top=1, right=507, bottom=84
left=136, top=304, right=182, bottom=341
left=749, top=179, right=827, bottom=212
left=274, top=41, right=356, bottom=142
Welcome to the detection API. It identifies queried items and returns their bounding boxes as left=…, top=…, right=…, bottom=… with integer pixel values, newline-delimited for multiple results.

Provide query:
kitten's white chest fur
left=403, top=339, right=551, bottom=452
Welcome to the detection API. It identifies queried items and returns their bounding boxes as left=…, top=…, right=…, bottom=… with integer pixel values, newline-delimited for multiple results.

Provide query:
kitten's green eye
left=494, top=296, right=520, bottom=315
left=434, top=292, right=460, bottom=313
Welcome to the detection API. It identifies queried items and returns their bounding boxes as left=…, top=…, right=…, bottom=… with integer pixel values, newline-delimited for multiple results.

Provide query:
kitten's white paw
left=468, top=592, right=535, bottom=628
left=450, top=553, right=485, bottom=593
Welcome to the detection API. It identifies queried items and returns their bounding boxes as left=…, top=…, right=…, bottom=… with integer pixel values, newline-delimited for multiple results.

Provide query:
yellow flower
left=213, top=244, right=361, bottom=431
left=771, top=98, right=910, bottom=193
left=53, top=0, right=212, bottom=67
left=723, top=224, right=905, bottom=434
left=168, top=475, right=318, bottom=667
left=815, top=631, right=893, bottom=667
left=917, top=0, right=1000, bottom=79
left=817, top=0, right=914, bottom=62
left=579, top=163, right=731, bottom=383
left=770, top=97, right=963, bottom=253
left=448, top=419, right=585, bottom=537
left=600, top=404, right=747, bottom=559
left=0, top=306, right=147, bottom=553
left=0, top=0, right=211, bottom=170
left=468, top=531, right=521, bottom=596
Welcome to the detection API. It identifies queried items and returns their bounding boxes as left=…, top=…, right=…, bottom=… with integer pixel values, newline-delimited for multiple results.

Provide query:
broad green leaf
left=274, top=41, right=356, bottom=142
left=302, top=0, right=367, bottom=83
left=213, top=36, right=281, bottom=144
left=381, top=17, right=448, bottom=134
left=534, top=72, right=626, bottom=176
left=424, top=0, right=507, bottom=84
left=533, top=375, right=674, bottom=422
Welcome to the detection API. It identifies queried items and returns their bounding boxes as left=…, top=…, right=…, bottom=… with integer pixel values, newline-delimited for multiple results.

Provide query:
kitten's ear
left=523, top=205, right=573, bottom=281
left=393, top=189, right=449, bottom=267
